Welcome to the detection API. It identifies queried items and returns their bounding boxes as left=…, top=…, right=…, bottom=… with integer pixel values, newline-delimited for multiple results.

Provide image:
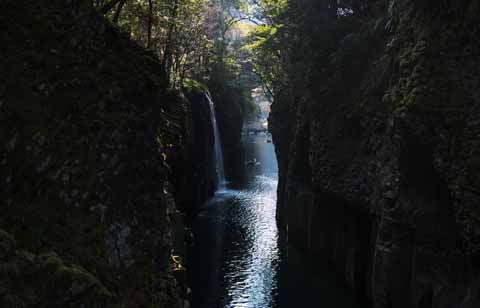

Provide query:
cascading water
left=206, top=93, right=226, bottom=190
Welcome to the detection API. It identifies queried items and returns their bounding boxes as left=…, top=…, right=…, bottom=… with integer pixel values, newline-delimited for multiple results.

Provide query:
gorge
left=1, top=1, right=480, bottom=308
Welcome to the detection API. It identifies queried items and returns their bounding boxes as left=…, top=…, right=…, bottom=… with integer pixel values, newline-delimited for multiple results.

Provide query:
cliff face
left=0, top=1, right=215, bottom=307
left=176, top=87, right=217, bottom=211
left=271, top=1, right=480, bottom=307
left=208, top=81, right=246, bottom=182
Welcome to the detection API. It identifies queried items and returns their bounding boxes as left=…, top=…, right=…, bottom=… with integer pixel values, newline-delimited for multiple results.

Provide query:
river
left=191, top=129, right=358, bottom=308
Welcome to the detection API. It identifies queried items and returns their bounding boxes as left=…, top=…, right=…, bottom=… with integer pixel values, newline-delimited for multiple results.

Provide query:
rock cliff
left=0, top=1, right=215, bottom=307
left=208, top=80, right=246, bottom=183
left=271, top=1, right=480, bottom=307
left=177, top=86, right=218, bottom=210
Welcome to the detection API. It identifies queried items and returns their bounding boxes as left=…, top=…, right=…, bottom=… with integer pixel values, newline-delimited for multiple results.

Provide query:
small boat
left=247, top=158, right=261, bottom=167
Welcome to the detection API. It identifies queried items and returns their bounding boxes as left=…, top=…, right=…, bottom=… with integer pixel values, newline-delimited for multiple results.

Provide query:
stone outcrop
left=208, top=81, right=246, bottom=182
left=0, top=1, right=215, bottom=307
left=174, top=86, right=217, bottom=212
left=271, top=1, right=480, bottom=307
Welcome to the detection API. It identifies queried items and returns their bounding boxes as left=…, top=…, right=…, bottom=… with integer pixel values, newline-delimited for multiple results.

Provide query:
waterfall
left=206, top=93, right=226, bottom=190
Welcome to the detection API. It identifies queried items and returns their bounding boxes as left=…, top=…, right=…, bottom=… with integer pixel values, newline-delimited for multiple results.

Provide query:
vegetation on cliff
left=4, top=0, right=479, bottom=307
left=249, top=0, right=480, bottom=307
left=0, top=1, right=194, bottom=306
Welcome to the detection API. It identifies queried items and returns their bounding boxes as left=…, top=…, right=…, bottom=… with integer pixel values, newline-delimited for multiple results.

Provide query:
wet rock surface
left=179, top=88, right=217, bottom=209
left=208, top=81, right=246, bottom=183
left=271, top=1, right=480, bottom=307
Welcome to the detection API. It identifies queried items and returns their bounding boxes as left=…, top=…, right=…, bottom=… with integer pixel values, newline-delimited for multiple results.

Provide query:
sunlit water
left=192, top=133, right=358, bottom=308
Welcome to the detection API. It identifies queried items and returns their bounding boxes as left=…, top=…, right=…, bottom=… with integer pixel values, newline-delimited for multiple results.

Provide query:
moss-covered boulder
left=0, top=236, right=113, bottom=308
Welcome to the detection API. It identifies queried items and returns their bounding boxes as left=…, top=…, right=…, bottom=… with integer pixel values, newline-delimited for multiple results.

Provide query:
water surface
left=192, top=133, right=358, bottom=308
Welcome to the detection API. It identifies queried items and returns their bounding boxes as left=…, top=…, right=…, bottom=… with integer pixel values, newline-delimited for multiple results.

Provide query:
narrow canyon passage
left=3, top=2, right=480, bottom=308
left=191, top=122, right=359, bottom=308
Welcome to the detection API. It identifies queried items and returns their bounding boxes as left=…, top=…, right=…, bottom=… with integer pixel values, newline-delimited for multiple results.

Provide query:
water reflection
left=193, top=133, right=279, bottom=308
left=192, top=133, right=357, bottom=308
left=223, top=176, right=279, bottom=308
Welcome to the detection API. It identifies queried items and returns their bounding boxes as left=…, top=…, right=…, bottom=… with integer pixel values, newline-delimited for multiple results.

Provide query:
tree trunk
left=162, top=0, right=179, bottom=86
left=113, top=0, right=127, bottom=23
left=101, top=0, right=122, bottom=14
left=147, top=0, right=153, bottom=48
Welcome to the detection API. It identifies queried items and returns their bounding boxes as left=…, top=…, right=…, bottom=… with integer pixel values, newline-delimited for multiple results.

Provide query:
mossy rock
left=0, top=247, right=113, bottom=308
left=1, top=0, right=186, bottom=306
left=0, top=230, right=15, bottom=260
left=465, top=141, right=480, bottom=190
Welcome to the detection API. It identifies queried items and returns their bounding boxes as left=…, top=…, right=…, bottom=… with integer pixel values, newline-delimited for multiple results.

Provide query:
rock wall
left=0, top=1, right=215, bottom=307
left=175, top=87, right=217, bottom=211
left=208, top=82, right=246, bottom=182
left=271, top=1, right=480, bottom=307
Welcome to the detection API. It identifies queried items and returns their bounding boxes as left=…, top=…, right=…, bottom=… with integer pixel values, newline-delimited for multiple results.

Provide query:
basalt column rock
left=174, top=87, right=217, bottom=211
left=271, top=1, right=480, bottom=307
left=208, top=84, right=246, bottom=183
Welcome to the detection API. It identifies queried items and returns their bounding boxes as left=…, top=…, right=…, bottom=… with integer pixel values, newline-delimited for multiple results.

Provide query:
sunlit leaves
left=241, top=0, right=287, bottom=100
left=108, top=0, right=214, bottom=86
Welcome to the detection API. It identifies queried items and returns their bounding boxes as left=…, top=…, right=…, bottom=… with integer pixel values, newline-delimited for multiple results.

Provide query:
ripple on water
left=193, top=135, right=359, bottom=308
left=213, top=175, right=279, bottom=308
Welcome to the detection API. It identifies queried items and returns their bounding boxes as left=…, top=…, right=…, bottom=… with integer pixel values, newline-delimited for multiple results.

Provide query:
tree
left=94, top=0, right=263, bottom=91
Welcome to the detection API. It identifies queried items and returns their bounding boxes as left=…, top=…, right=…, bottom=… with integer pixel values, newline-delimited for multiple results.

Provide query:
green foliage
left=105, top=0, right=214, bottom=87
left=243, top=23, right=283, bottom=99
left=182, top=78, right=208, bottom=92
left=99, top=0, right=262, bottom=114
left=102, top=0, right=262, bottom=94
left=241, top=1, right=287, bottom=100
left=243, top=0, right=372, bottom=101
